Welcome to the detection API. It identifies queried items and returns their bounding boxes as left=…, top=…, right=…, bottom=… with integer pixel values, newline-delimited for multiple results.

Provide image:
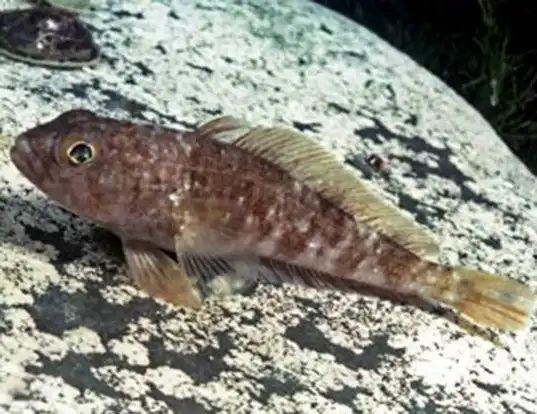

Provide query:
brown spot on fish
left=0, top=7, right=99, bottom=68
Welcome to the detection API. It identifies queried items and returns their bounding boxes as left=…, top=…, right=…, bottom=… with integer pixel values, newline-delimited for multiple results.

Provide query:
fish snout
left=10, top=134, right=47, bottom=184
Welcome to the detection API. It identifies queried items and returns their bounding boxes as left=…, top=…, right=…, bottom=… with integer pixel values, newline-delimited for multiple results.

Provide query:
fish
left=9, top=108, right=536, bottom=346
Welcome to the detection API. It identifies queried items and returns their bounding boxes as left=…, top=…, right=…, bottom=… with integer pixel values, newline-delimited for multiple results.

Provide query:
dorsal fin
left=194, top=115, right=251, bottom=142
left=198, top=117, right=439, bottom=258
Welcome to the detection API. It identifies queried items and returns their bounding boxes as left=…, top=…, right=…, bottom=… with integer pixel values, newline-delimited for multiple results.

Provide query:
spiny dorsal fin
left=223, top=123, right=439, bottom=258
left=194, top=115, right=251, bottom=143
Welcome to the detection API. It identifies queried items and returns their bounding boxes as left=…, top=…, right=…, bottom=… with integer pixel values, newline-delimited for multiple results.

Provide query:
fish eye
left=66, top=141, right=95, bottom=165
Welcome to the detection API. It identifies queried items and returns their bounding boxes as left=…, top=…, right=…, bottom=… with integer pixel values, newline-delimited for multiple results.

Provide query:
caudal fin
left=419, top=264, right=535, bottom=339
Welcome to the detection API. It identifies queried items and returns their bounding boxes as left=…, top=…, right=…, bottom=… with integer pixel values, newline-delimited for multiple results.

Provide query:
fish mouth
left=10, top=134, right=47, bottom=187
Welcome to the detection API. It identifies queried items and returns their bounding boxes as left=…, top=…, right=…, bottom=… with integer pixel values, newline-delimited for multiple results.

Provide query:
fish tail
left=417, top=263, right=535, bottom=334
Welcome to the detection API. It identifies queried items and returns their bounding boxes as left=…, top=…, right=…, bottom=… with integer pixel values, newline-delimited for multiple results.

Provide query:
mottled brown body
left=10, top=109, right=535, bottom=345
left=170, top=154, right=424, bottom=293
left=12, top=109, right=420, bottom=293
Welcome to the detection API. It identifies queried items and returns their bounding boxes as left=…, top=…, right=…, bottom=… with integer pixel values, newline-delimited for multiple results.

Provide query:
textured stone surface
left=0, top=0, right=536, bottom=413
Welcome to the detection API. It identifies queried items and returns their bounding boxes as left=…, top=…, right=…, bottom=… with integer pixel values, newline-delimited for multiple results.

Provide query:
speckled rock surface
left=0, top=0, right=536, bottom=413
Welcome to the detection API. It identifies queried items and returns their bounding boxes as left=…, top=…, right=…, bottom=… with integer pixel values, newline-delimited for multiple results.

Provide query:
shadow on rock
left=0, top=191, right=123, bottom=267
left=0, top=192, right=236, bottom=411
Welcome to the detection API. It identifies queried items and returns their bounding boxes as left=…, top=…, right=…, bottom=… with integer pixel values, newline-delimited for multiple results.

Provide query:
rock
left=0, top=0, right=536, bottom=413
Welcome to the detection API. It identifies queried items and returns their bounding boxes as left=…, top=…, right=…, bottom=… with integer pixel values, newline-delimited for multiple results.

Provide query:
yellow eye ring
left=66, top=141, right=96, bottom=165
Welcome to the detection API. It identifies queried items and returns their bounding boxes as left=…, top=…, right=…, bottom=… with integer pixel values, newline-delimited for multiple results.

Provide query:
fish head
left=10, top=109, right=184, bottom=235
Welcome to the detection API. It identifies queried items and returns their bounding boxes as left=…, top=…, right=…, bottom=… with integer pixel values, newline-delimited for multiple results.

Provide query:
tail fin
left=418, top=264, right=535, bottom=341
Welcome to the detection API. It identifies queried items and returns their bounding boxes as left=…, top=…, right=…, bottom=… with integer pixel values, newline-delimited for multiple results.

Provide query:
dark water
left=314, top=0, right=537, bottom=176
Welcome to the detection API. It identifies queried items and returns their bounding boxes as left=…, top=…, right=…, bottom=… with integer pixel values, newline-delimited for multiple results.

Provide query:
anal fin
left=229, top=257, right=511, bottom=347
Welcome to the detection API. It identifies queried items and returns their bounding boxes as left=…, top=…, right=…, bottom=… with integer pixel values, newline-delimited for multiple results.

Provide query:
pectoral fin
left=122, top=238, right=202, bottom=308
